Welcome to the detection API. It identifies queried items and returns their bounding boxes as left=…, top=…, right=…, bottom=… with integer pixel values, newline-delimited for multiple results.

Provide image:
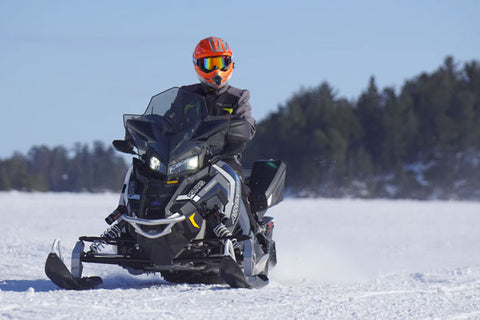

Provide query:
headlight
left=149, top=156, right=166, bottom=174
left=168, top=155, right=199, bottom=175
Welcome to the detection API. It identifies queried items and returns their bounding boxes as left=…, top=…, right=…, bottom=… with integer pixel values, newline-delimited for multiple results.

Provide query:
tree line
left=0, top=141, right=128, bottom=192
left=244, top=57, right=480, bottom=199
left=2, top=56, right=479, bottom=199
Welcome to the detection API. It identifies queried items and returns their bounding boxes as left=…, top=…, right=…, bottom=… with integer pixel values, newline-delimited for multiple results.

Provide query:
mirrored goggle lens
left=200, top=56, right=231, bottom=72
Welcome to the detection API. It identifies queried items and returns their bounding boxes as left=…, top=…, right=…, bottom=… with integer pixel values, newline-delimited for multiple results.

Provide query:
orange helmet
left=193, top=36, right=234, bottom=89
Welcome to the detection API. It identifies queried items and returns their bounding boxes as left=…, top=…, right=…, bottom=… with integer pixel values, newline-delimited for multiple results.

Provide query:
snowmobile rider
left=123, top=36, right=259, bottom=229
left=125, top=36, right=255, bottom=173
left=185, top=36, right=258, bottom=231
left=185, top=36, right=256, bottom=174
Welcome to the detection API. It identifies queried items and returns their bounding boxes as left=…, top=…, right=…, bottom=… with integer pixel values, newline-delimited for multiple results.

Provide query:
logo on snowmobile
left=187, top=180, right=206, bottom=199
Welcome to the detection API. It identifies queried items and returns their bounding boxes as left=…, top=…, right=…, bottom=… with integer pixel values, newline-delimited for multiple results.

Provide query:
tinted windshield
left=123, top=87, right=207, bottom=155
left=125, top=87, right=206, bottom=132
left=144, top=87, right=181, bottom=116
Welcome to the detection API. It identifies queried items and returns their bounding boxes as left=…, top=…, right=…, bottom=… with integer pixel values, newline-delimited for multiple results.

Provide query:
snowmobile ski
left=45, top=252, right=102, bottom=290
left=219, top=256, right=252, bottom=288
left=218, top=256, right=269, bottom=289
left=45, top=239, right=102, bottom=290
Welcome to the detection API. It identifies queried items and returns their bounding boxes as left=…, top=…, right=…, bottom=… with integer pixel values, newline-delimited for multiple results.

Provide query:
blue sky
left=1, top=0, right=479, bottom=158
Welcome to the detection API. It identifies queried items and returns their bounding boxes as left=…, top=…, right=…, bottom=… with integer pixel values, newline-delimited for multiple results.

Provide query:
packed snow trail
left=1, top=192, right=480, bottom=319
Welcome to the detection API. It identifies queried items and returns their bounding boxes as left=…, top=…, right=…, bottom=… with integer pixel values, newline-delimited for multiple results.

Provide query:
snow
left=2, top=192, right=480, bottom=319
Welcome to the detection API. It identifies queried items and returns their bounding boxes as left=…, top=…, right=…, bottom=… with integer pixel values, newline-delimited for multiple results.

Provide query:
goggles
left=197, top=56, right=232, bottom=73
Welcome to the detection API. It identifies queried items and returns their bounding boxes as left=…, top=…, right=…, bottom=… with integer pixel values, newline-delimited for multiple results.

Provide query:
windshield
left=125, top=87, right=206, bottom=132
left=123, top=87, right=207, bottom=156
left=144, top=87, right=181, bottom=117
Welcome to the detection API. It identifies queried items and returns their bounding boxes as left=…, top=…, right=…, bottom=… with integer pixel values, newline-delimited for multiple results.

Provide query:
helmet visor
left=198, top=56, right=232, bottom=73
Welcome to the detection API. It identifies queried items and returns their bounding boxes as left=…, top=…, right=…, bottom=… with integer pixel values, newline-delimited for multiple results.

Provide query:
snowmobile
left=45, top=87, right=286, bottom=289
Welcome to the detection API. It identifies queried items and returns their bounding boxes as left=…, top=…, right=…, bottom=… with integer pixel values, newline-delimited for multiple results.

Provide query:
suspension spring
left=213, top=223, right=239, bottom=249
left=90, top=224, right=123, bottom=254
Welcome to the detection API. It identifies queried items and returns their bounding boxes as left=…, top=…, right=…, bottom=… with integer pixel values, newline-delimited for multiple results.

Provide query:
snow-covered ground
left=1, top=192, right=480, bottom=319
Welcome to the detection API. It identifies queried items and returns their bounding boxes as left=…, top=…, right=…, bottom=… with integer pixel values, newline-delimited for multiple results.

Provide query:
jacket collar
left=200, top=83, right=230, bottom=96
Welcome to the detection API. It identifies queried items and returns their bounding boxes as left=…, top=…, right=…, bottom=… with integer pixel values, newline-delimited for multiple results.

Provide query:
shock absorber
left=202, top=207, right=239, bottom=249
left=89, top=222, right=124, bottom=254
left=90, top=205, right=128, bottom=254
left=213, top=223, right=239, bottom=249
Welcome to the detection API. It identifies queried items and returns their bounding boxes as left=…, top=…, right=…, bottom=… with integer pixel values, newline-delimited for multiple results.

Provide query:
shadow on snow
left=0, top=279, right=57, bottom=293
left=0, top=276, right=233, bottom=292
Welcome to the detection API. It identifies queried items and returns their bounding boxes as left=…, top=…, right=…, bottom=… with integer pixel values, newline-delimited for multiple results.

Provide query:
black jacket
left=180, top=83, right=256, bottom=138
left=180, top=83, right=256, bottom=173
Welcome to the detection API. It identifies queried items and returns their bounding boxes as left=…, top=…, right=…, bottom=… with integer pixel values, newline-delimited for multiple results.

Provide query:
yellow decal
left=166, top=180, right=178, bottom=184
left=189, top=213, right=200, bottom=228
left=184, top=104, right=196, bottom=114
left=222, top=107, right=233, bottom=114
